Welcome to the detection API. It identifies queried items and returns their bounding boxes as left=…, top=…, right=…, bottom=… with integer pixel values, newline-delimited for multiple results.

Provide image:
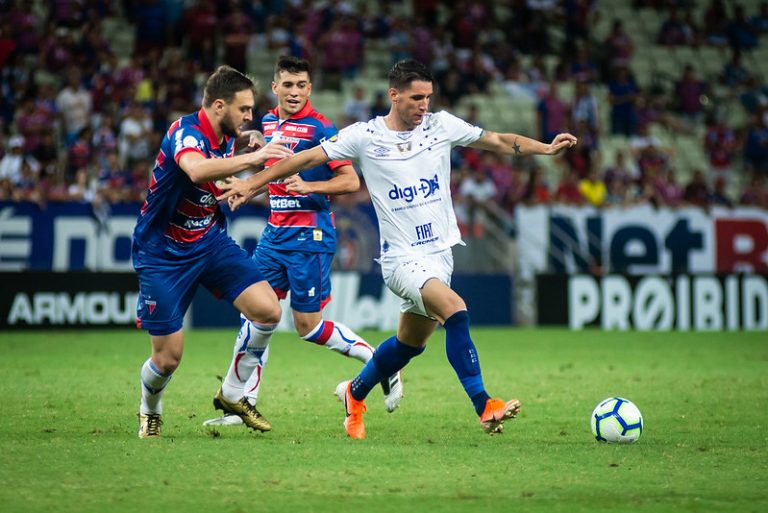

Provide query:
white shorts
left=379, top=249, right=454, bottom=318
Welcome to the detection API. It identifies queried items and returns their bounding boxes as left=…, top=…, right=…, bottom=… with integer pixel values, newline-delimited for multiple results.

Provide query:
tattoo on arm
left=513, top=138, right=522, bottom=155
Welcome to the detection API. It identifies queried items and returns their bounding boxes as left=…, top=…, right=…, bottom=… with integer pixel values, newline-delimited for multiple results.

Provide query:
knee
left=255, top=302, right=282, bottom=325
left=152, top=351, right=182, bottom=374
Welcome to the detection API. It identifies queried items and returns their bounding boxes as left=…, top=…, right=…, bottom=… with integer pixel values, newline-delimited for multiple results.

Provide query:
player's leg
left=288, top=252, right=403, bottom=411
left=203, top=240, right=281, bottom=431
left=134, top=255, right=201, bottom=438
left=336, top=312, right=433, bottom=439
left=297, top=310, right=375, bottom=363
left=420, top=274, right=521, bottom=434
left=217, top=247, right=287, bottom=408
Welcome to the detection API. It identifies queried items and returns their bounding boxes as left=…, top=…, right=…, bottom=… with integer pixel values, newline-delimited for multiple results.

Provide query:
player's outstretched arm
left=284, top=164, right=359, bottom=195
left=217, top=145, right=330, bottom=209
left=470, top=131, right=577, bottom=156
left=180, top=139, right=294, bottom=184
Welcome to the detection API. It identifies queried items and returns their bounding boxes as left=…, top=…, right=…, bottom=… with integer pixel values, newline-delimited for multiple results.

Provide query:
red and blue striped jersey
left=133, top=108, right=233, bottom=257
left=259, top=100, right=351, bottom=254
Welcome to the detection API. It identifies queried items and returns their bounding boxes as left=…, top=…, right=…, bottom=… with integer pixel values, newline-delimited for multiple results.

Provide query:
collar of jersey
left=269, top=100, right=314, bottom=121
left=197, top=108, right=229, bottom=150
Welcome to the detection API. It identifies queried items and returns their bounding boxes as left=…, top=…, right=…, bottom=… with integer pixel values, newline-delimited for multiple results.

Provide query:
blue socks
left=350, top=336, right=424, bottom=401
left=349, top=311, right=490, bottom=416
left=444, top=311, right=490, bottom=416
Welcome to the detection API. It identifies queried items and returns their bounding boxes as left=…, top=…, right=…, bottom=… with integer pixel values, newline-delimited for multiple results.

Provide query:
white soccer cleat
left=334, top=380, right=348, bottom=403
left=382, top=371, right=403, bottom=413
left=202, top=414, right=244, bottom=426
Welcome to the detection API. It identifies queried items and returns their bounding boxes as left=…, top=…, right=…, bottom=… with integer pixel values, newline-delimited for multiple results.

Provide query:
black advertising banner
left=0, top=272, right=139, bottom=330
left=538, top=273, right=768, bottom=331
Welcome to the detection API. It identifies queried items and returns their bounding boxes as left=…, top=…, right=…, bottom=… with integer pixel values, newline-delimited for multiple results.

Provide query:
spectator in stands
left=370, top=92, right=389, bottom=118
left=499, top=169, right=528, bottom=214
left=703, top=0, right=730, bottom=46
left=566, top=119, right=598, bottom=178
left=118, top=102, right=152, bottom=170
left=480, top=152, right=513, bottom=201
left=655, top=168, right=684, bottom=207
left=183, top=0, right=218, bottom=69
left=657, top=7, right=689, bottom=46
left=92, top=114, right=118, bottom=167
left=727, top=3, right=758, bottom=51
left=56, top=67, right=92, bottom=146
left=96, top=150, right=131, bottom=203
left=604, top=175, right=632, bottom=208
left=739, top=173, right=768, bottom=207
left=554, top=168, right=584, bottom=204
left=675, top=65, right=708, bottom=125
left=739, top=76, right=768, bottom=112
left=720, top=48, right=752, bottom=89
left=604, top=19, right=634, bottom=69
left=388, top=16, right=413, bottom=64
left=744, top=111, right=768, bottom=174
left=457, top=167, right=498, bottom=238
left=521, top=164, right=551, bottom=205
left=14, top=95, right=48, bottom=154
left=131, top=0, right=168, bottom=55
left=578, top=164, right=606, bottom=207
left=343, top=86, right=371, bottom=126
left=66, top=127, right=93, bottom=180
left=683, top=169, right=711, bottom=207
left=572, top=80, right=599, bottom=134
left=221, top=6, right=255, bottom=73
left=608, top=65, right=639, bottom=136
left=709, top=177, right=733, bottom=207
left=0, top=135, right=25, bottom=186
left=569, top=45, right=598, bottom=83
left=537, top=80, right=568, bottom=143
left=704, top=114, right=739, bottom=186
left=32, top=132, right=60, bottom=177
left=603, top=149, right=640, bottom=189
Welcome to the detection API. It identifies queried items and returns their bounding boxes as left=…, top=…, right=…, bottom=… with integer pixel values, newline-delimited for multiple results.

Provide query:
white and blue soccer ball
left=590, top=397, right=643, bottom=443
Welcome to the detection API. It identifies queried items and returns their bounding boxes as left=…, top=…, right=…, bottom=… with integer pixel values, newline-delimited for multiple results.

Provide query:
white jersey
left=321, top=111, right=483, bottom=258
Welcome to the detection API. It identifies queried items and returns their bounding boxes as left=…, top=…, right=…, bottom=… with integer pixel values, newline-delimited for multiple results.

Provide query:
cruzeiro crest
left=395, top=141, right=412, bottom=153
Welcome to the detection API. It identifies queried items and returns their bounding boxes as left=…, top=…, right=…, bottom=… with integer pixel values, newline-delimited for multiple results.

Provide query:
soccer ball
left=590, top=397, right=643, bottom=443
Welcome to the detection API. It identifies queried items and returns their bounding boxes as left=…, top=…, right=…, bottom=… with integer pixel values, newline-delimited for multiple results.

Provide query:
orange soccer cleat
left=336, top=380, right=367, bottom=439
left=479, top=398, right=521, bottom=435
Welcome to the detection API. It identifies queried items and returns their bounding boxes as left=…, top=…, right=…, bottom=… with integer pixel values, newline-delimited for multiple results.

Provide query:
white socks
left=139, top=358, right=173, bottom=415
left=302, top=320, right=374, bottom=363
left=221, top=315, right=276, bottom=403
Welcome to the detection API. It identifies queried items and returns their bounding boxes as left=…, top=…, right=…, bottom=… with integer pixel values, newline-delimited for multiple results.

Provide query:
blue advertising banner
left=0, top=202, right=515, bottom=328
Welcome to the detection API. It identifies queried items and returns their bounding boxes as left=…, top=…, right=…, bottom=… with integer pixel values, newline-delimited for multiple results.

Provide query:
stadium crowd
left=1, top=0, right=767, bottom=222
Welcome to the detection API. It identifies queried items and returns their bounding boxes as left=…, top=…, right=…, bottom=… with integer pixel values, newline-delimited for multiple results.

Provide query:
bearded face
left=220, top=109, right=240, bottom=138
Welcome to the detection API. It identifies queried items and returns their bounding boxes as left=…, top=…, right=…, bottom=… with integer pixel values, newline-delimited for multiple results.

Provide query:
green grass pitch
left=1, top=328, right=766, bottom=513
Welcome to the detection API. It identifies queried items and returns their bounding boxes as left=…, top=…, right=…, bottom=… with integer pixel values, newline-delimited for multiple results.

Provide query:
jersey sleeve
left=437, top=110, right=484, bottom=147
left=320, top=122, right=366, bottom=162
left=171, top=126, right=206, bottom=164
left=317, top=121, right=352, bottom=170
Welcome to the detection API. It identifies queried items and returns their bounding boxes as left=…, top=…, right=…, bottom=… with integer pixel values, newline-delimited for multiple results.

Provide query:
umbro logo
left=373, top=146, right=390, bottom=156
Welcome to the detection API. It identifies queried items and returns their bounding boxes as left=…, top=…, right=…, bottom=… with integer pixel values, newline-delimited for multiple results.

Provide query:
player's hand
left=235, top=130, right=266, bottom=153
left=217, top=176, right=252, bottom=211
left=284, top=175, right=314, bottom=194
left=249, top=139, right=293, bottom=166
left=547, top=133, right=578, bottom=155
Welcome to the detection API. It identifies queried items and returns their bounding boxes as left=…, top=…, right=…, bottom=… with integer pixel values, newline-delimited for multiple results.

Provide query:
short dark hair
left=274, top=55, right=312, bottom=81
left=388, top=59, right=433, bottom=91
left=202, top=65, right=255, bottom=107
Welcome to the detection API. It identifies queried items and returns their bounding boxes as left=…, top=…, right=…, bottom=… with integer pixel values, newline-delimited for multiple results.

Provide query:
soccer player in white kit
left=219, top=59, right=577, bottom=439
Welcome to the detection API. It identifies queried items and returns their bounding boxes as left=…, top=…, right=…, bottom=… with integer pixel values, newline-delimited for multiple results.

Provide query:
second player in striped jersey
left=208, top=56, right=402, bottom=429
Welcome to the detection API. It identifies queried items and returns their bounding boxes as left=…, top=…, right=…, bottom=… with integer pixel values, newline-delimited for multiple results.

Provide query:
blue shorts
left=253, top=246, right=332, bottom=313
left=134, top=236, right=265, bottom=336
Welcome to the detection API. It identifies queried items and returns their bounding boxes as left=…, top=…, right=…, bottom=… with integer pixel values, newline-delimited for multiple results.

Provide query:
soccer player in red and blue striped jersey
left=132, top=65, right=294, bottom=438
left=210, top=57, right=402, bottom=428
